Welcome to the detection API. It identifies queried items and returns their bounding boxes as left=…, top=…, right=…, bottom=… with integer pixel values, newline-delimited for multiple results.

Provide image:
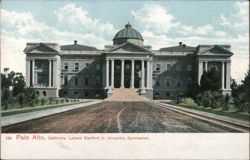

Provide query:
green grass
left=1, top=101, right=89, bottom=117
left=179, top=98, right=250, bottom=122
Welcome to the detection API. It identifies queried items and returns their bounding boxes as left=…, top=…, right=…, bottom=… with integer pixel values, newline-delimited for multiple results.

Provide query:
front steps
left=105, top=88, right=150, bottom=102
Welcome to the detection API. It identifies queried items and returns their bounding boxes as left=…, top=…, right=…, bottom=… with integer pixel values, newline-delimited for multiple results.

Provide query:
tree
left=200, top=67, right=221, bottom=92
left=231, top=70, right=250, bottom=113
left=12, top=72, right=26, bottom=97
left=1, top=88, right=10, bottom=110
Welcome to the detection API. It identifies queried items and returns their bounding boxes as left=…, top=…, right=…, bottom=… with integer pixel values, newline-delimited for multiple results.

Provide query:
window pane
left=75, top=76, right=78, bottom=85
left=64, top=75, right=68, bottom=85
left=96, top=63, right=100, bottom=70
left=74, top=63, right=79, bottom=70
left=155, top=64, right=160, bottom=71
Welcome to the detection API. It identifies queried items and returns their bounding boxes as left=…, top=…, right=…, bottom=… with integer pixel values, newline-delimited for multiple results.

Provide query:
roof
left=61, top=44, right=97, bottom=51
left=197, top=45, right=233, bottom=55
left=105, top=42, right=151, bottom=53
left=159, top=45, right=196, bottom=52
left=113, top=22, right=143, bottom=41
left=24, top=43, right=59, bottom=53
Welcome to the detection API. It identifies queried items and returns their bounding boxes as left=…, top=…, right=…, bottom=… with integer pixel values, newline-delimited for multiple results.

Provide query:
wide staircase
left=105, top=88, right=149, bottom=102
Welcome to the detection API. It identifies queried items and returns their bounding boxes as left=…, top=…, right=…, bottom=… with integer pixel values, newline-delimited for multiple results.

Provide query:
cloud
left=1, top=5, right=116, bottom=76
left=133, top=2, right=249, bottom=83
left=131, top=4, right=179, bottom=34
left=54, top=3, right=116, bottom=38
left=218, top=14, right=231, bottom=26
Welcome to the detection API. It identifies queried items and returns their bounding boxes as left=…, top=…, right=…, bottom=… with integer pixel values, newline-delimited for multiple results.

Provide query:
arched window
left=43, top=91, right=46, bottom=97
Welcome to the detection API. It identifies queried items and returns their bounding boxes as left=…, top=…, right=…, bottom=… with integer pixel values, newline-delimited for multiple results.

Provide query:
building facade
left=24, top=23, right=233, bottom=100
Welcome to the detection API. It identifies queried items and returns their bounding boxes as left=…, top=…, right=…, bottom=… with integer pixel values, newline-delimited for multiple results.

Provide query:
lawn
left=1, top=101, right=89, bottom=117
left=178, top=98, right=250, bottom=122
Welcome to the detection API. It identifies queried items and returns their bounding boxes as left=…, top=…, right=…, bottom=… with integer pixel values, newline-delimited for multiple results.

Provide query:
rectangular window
left=176, top=63, right=181, bottom=71
left=155, top=64, right=160, bottom=71
left=125, top=64, right=130, bottom=70
left=187, top=78, right=192, bottom=87
left=74, top=63, right=79, bottom=70
left=176, top=77, right=181, bottom=87
left=37, top=73, right=47, bottom=85
left=36, top=63, right=45, bottom=70
left=166, top=64, right=171, bottom=71
left=64, top=75, right=68, bottom=85
left=187, top=64, right=192, bottom=71
left=166, top=78, right=171, bottom=87
left=64, top=63, right=68, bottom=70
left=74, top=76, right=78, bottom=86
left=155, top=77, right=160, bottom=87
left=135, top=65, right=140, bottom=70
left=116, top=65, right=121, bottom=69
left=85, top=77, right=89, bottom=86
left=96, top=63, right=100, bottom=70
left=95, top=75, right=101, bottom=86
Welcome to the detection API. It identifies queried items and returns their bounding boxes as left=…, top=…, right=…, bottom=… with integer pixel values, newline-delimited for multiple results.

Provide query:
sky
left=1, top=0, right=249, bottom=83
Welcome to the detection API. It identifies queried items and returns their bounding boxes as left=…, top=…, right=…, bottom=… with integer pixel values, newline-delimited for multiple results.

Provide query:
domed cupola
left=113, top=22, right=144, bottom=45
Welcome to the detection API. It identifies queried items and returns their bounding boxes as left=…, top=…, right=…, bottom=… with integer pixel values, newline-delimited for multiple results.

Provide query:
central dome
left=113, top=22, right=144, bottom=45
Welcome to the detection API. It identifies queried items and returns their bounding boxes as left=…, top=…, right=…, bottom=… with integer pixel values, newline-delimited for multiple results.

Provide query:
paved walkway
left=154, top=101, right=250, bottom=130
left=1, top=100, right=103, bottom=127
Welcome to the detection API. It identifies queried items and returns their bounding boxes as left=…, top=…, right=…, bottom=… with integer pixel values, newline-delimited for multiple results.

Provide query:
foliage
left=200, top=67, right=221, bottom=92
left=182, top=98, right=197, bottom=107
left=12, top=72, right=26, bottom=97
left=41, top=98, right=46, bottom=106
left=17, top=93, right=25, bottom=108
left=197, top=90, right=223, bottom=109
left=233, top=93, right=248, bottom=112
left=23, top=87, right=38, bottom=107
left=222, top=94, right=231, bottom=111
left=231, top=69, right=250, bottom=113
left=1, top=88, right=11, bottom=110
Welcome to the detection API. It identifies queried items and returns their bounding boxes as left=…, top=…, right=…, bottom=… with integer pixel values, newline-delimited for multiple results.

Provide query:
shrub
left=233, top=93, right=248, bottom=112
left=222, top=94, right=231, bottom=111
left=17, top=93, right=25, bottom=108
left=41, top=98, right=47, bottom=106
left=48, top=97, right=53, bottom=105
left=182, top=98, right=197, bottom=107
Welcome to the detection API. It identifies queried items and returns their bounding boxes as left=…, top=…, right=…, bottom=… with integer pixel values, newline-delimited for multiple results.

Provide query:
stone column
left=53, top=60, right=57, bottom=87
left=205, top=61, right=208, bottom=71
left=131, top=60, right=135, bottom=88
left=141, top=60, right=145, bottom=89
left=105, top=59, right=109, bottom=88
left=226, top=61, right=231, bottom=90
left=26, top=59, right=30, bottom=86
left=146, top=60, right=150, bottom=89
left=32, top=60, right=35, bottom=86
left=198, top=61, right=203, bottom=85
left=121, top=59, right=124, bottom=88
left=221, top=61, right=225, bottom=89
left=111, top=59, right=114, bottom=88
left=49, top=60, right=52, bottom=87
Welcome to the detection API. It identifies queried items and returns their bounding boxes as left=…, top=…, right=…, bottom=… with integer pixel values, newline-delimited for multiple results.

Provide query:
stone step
left=105, top=88, right=149, bottom=102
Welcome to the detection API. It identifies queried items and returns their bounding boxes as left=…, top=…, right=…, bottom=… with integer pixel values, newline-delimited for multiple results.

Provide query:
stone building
left=24, top=22, right=233, bottom=100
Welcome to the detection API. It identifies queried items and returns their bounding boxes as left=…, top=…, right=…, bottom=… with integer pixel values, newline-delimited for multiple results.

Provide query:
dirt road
left=2, top=102, right=237, bottom=133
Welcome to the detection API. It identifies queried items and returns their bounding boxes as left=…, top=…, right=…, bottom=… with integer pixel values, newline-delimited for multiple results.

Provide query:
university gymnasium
left=24, top=23, right=232, bottom=100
